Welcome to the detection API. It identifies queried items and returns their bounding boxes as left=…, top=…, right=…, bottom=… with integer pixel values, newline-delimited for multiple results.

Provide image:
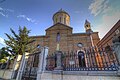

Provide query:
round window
left=77, top=43, right=83, bottom=48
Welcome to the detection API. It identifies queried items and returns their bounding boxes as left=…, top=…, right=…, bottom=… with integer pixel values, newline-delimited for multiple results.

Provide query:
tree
left=0, top=47, right=10, bottom=63
left=1, top=26, right=35, bottom=79
left=5, top=26, right=34, bottom=56
left=0, top=47, right=12, bottom=70
left=4, top=26, right=35, bottom=70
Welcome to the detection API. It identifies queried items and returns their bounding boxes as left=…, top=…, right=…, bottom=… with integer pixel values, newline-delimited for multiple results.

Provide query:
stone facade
left=30, top=9, right=100, bottom=55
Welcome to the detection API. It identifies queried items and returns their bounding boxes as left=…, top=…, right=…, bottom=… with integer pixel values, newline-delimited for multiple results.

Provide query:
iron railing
left=22, top=67, right=38, bottom=80
left=46, top=46, right=119, bottom=71
left=22, top=52, right=40, bottom=80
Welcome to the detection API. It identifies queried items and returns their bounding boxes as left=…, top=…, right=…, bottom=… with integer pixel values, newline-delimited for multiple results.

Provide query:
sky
left=0, top=0, right=120, bottom=48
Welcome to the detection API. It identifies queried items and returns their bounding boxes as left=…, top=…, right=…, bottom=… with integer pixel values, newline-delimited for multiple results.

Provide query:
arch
left=78, top=51, right=86, bottom=67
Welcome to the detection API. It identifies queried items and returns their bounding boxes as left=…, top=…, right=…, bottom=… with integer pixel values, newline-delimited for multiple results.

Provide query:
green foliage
left=0, top=47, right=10, bottom=63
left=5, top=26, right=34, bottom=56
left=0, top=59, right=7, bottom=63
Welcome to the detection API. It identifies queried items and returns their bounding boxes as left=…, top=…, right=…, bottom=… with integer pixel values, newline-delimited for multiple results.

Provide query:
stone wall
left=0, top=69, right=12, bottom=79
left=41, top=71, right=120, bottom=80
left=30, top=26, right=100, bottom=55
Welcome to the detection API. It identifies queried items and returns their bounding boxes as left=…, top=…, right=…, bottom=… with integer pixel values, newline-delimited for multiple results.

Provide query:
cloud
left=0, top=12, right=8, bottom=17
left=0, top=7, right=3, bottom=10
left=89, top=0, right=110, bottom=16
left=17, top=15, right=25, bottom=18
left=6, top=9, right=14, bottom=12
left=0, top=37, right=6, bottom=46
left=0, top=7, right=7, bottom=17
left=89, top=0, right=120, bottom=39
left=94, top=11, right=120, bottom=38
left=17, top=14, right=38, bottom=24
left=0, top=7, right=14, bottom=12
left=0, top=7, right=38, bottom=24
left=0, top=7, right=14, bottom=17
left=74, top=11, right=80, bottom=13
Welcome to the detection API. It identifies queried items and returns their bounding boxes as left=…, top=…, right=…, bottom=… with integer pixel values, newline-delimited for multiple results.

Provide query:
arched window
left=60, top=17, right=61, bottom=23
left=56, top=32, right=60, bottom=42
left=64, top=18, right=66, bottom=24
left=77, top=43, right=83, bottom=48
left=56, top=18, right=57, bottom=23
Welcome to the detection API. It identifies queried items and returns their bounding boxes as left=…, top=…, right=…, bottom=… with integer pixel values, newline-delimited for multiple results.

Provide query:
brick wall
left=30, top=23, right=100, bottom=55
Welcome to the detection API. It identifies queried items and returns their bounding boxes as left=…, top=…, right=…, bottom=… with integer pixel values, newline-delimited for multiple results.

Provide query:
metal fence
left=46, top=46, right=119, bottom=71
left=22, top=52, right=40, bottom=80
left=46, top=54, right=56, bottom=71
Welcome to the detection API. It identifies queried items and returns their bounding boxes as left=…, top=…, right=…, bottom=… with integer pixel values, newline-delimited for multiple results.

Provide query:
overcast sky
left=0, top=0, right=120, bottom=48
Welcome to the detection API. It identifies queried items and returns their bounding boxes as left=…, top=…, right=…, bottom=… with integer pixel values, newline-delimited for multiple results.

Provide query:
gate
left=22, top=52, right=40, bottom=80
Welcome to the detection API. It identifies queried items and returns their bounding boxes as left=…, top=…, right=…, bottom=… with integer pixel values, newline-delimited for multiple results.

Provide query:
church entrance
left=78, top=51, right=86, bottom=67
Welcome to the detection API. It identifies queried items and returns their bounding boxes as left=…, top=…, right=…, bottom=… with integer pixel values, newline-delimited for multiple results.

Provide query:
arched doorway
left=78, top=51, right=86, bottom=67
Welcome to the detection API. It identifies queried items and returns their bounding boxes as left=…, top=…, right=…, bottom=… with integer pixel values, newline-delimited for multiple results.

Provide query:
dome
left=53, top=9, right=70, bottom=18
left=53, top=9, right=70, bottom=26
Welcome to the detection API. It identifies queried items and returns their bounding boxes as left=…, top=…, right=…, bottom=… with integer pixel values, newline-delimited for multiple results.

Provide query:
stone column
left=54, top=51, right=63, bottom=70
left=52, top=51, right=63, bottom=80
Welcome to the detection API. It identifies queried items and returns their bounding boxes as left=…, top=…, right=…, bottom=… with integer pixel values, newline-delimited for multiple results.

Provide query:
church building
left=1, top=9, right=119, bottom=80
left=30, top=9, right=100, bottom=54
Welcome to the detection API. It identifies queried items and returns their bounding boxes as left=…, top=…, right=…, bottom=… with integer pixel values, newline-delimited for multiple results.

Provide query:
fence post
left=16, top=53, right=26, bottom=80
left=37, top=46, right=49, bottom=80
left=112, top=32, right=120, bottom=75
left=11, top=55, right=18, bottom=79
